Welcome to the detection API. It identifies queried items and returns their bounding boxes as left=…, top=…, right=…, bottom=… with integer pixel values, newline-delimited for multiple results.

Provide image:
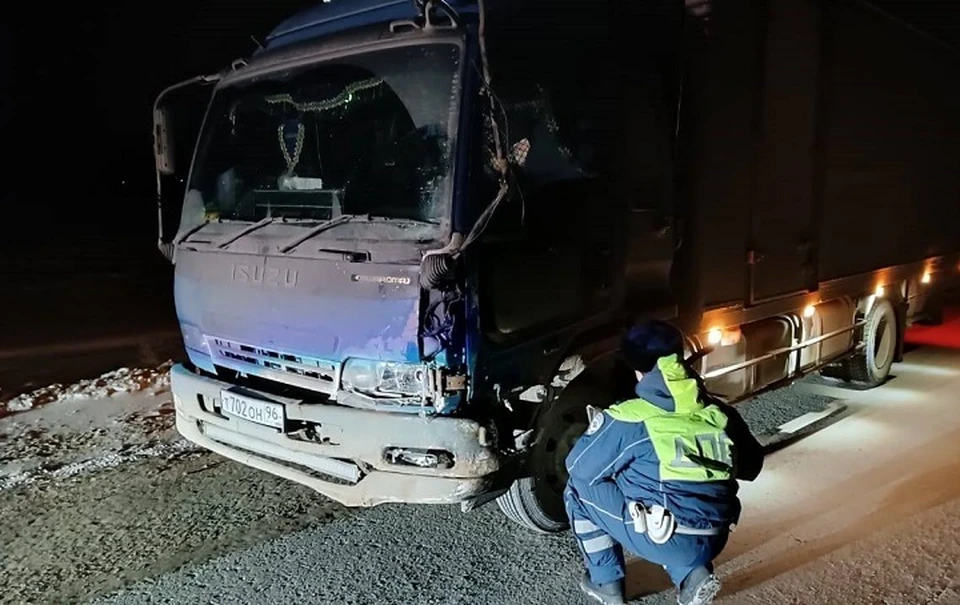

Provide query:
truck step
left=756, top=401, right=849, bottom=454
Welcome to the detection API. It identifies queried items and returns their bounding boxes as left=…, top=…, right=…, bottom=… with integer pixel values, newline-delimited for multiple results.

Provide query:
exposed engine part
left=517, top=385, right=549, bottom=403
left=421, top=288, right=463, bottom=361
left=439, top=371, right=468, bottom=394
left=551, top=355, right=587, bottom=389
left=420, top=253, right=457, bottom=289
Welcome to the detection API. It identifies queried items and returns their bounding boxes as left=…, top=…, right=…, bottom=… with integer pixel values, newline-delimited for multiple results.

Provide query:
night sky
left=4, top=0, right=958, bottom=243
left=6, top=1, right=315, bottom=241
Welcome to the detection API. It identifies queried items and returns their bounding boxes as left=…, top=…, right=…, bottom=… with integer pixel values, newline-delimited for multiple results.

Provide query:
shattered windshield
left=183, top=43, right=461, bottom=240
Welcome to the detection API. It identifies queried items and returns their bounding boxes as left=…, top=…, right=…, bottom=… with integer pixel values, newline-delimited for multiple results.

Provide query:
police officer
left=564, top=320, right=764, bottom=605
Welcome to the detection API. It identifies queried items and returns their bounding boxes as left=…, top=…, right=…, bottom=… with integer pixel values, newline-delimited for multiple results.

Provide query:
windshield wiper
left=366, top=215, right=439, bottom=226
left=278, top=214, right=438, bottom=254
left=215, top=216, right=276, bottom=249
left=279, top=214, right=355, bottom=254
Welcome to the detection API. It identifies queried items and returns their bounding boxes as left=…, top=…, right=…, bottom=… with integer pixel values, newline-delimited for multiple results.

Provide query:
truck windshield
left=185, top=43, right=461, bottom=239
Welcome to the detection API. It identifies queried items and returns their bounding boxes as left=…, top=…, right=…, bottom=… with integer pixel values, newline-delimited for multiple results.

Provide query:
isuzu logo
left=231, top=264, right=299, bottom=288
left=351, top=274, right=412, bottom=286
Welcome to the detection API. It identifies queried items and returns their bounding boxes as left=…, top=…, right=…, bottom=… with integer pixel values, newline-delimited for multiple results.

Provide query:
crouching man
left=565, top=320, right=764, bottom=605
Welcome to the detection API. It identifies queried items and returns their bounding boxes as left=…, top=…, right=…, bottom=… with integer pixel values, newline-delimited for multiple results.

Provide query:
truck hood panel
left=174, top=249, right=422, bottom=364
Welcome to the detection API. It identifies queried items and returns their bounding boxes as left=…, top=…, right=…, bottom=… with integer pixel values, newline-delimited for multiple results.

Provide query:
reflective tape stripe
left=675, top=525, right=724, bottom=536
left=581, top=535, right=615, bottom=554
left=573, top=519, right=600, bottom=534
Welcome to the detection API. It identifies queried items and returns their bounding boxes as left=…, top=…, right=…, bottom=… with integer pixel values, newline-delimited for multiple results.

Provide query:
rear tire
left=496, top=380, right=610, bottom=533
left=842, top=297, right=898, bottom=387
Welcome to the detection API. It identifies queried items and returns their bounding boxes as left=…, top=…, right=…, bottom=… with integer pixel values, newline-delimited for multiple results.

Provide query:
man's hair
left=621, top=320, right=685, bottom=373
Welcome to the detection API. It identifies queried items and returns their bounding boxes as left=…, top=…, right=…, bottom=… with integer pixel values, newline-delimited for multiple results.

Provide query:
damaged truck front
left=154, top=10, right=507, bottom=506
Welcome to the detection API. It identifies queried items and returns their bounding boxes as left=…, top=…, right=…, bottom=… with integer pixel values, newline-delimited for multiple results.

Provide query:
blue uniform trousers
left=564, top=479, right=729, bottom=588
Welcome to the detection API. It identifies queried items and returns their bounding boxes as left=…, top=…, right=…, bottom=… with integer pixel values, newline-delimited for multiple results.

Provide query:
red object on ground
left=904, top=307, right=960, bottom=350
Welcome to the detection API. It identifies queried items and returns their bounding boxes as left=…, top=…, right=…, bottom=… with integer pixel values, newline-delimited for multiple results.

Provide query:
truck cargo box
left=678, top=0, right=960, bottom=319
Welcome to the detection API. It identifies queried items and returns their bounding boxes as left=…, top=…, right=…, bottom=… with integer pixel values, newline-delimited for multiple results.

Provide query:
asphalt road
left=91, top=346, right=960, bottom=605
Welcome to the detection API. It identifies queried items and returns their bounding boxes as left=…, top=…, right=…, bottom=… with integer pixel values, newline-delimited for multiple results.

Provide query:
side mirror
left=152, top=72, right=220, bottom=263
left=154, top=107, right=176, bottom=176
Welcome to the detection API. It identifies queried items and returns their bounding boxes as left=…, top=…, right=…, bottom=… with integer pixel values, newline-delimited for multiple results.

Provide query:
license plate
left=220, top=390, right=285, bottom=429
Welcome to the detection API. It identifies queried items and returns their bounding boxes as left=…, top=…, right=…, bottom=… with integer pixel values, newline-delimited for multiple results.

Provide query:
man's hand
left=721, top=403, right=764, bottom=482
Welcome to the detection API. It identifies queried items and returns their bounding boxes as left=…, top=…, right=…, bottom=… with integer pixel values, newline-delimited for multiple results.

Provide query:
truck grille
left=207, top=336, right=339, bottom=395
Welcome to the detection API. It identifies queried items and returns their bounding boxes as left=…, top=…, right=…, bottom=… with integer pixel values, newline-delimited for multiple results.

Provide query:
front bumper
left=170, top=364, right=500, bottom=507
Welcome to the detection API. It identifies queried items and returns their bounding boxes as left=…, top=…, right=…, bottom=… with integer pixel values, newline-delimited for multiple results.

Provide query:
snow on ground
left=3, top=362, right=174, bottom=414
left=0, top=361, right=202, bottom=491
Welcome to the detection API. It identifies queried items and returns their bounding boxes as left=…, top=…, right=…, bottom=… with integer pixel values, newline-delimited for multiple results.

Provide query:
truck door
left=749, top=0, right=821, bottom=302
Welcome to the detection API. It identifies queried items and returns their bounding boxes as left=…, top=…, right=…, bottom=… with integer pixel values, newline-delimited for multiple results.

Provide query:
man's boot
left=579, top=572, right=625, bottom=605
left=677, top=566, right=721, bottom=605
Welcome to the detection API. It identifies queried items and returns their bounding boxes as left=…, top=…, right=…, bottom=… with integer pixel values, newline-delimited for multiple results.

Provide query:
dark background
left=3, top=1, right=957, bottom=242
left=5, top=1, right=314, bottom=239
left=1, top=2, right=318, bottom=396
left=3, top=0, right=958, bottom=240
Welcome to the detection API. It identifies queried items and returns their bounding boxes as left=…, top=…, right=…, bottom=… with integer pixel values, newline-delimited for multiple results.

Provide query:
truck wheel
left=843, top=297, right=898, bottom=387
left=496, top=380, right=606, bottom=533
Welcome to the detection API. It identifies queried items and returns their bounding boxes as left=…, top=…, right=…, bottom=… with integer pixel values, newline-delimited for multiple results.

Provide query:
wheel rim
left=533, top=406, right=588, bottom=519
left=542, top=417, right=587, bottom=493
left=873, top=313, right=894, bottom=371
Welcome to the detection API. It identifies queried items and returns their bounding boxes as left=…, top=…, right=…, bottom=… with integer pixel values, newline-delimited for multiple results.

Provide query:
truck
left=152, top=0, right=960, bottom=533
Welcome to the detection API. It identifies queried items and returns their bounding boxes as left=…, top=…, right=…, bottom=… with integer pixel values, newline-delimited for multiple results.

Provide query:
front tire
left=496, top=380, right=610, bottom=533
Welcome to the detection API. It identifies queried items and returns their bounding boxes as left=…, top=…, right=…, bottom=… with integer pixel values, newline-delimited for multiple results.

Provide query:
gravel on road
left=94, top=502, right=592, bottom=605
left=0, top=453, right=347, bottom=605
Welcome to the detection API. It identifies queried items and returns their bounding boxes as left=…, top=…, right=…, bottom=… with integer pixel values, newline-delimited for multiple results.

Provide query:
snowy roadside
left=0, top=363, right=347, bottom=605
left=0, top=362, right=204, bottom=491
left=3, top=363, right=173, bottom=413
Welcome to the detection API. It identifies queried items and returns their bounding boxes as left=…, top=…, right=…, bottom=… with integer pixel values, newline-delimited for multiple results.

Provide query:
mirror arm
left=152, top=73, right=220, bottom=196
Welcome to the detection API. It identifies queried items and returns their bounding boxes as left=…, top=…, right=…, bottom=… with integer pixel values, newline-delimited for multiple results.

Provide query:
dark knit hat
left=621, top=320, right=685, bottom=373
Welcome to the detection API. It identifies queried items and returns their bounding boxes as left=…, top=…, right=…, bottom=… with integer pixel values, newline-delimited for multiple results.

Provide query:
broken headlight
left=340, top=359, right=427, bottom=399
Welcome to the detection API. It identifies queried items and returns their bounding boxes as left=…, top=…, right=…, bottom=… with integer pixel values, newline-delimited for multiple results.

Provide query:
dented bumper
left=170, top=364, right=500, bottom=507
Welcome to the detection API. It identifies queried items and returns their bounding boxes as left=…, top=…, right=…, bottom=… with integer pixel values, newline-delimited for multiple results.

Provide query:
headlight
left=340, top=359, right=427, bottom=399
